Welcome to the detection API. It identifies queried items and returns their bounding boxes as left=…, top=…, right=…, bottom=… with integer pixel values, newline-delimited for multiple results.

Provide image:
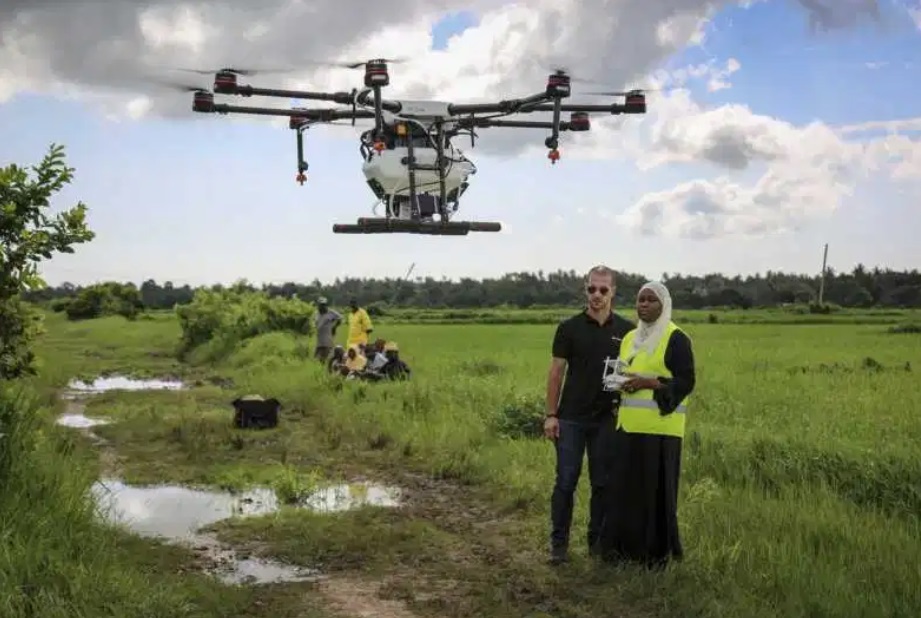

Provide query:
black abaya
left=598, top=329, right=696, bottom=567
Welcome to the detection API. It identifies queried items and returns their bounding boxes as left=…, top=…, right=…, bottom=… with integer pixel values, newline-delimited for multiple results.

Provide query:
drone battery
left=416, top=195, right=437, bottom=218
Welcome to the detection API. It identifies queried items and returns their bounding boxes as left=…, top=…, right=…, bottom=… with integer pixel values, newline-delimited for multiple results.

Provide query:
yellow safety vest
left=616, top=321, right=690, bottom=438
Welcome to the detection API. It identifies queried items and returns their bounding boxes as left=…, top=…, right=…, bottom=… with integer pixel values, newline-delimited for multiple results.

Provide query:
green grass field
left=5, top=307, right=921, bottom=618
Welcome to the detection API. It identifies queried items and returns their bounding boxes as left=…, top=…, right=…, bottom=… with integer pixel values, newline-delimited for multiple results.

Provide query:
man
left=313, top=297, right=342, bottom=362
left=367, top=338, right=389, bottom=372
left=346, top=298, right=374, bottom=348
left=544, top=265, right=635, bottom=565
left=378, top=341, right=411, bottom=381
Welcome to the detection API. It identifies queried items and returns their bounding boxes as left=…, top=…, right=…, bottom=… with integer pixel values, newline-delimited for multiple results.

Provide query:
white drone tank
left=361, top=146, right=475, bottom=219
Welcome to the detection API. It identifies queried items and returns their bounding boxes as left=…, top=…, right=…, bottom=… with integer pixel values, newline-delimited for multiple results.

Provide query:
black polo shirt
left=551, top=309, right=636, bottom=421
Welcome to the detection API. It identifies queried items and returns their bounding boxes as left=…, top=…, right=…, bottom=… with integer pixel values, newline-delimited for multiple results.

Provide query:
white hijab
left=630, top=281, right=673, bottom=357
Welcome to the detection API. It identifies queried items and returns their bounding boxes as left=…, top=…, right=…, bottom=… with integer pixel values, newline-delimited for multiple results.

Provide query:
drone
left=177, top=59, right=648, bottom=236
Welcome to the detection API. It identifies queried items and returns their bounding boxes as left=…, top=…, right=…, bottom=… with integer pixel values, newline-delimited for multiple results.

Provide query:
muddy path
left=55, top=378, right=441, bottom=617
left=56, top=376, right=645, bottom=618
left=58, top=395, right=122, bottom=477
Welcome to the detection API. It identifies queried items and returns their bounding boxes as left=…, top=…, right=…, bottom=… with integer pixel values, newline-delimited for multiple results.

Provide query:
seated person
left=342, top=345, right=367, bottom=377
left=360, top=341, right=412, bottom=382
left=367, top=338, right=389, bottom=372
left=327, top=345, right=345, bottom=374
left=379, top=342, right=411, bottom=380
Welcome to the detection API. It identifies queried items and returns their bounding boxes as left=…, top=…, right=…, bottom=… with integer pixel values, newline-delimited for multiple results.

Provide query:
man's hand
left=544, top=415, right=560, bottom=440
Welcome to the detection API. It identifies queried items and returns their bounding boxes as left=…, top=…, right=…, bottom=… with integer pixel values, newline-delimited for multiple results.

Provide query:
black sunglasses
left=586, top=286, right=610, bottom=295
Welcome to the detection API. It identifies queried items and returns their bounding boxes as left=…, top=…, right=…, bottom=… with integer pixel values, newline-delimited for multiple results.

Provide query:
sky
left=1, top=0, right=919, bottom=286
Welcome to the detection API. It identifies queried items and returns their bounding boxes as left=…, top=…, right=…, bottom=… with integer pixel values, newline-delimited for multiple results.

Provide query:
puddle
left=56, top=413, right=111, bottom=428
left=306, top=483, right=402, bottom=512
left=67, top=375, right=185, bottom=394
left=92, top=479, right=280, bottom=540
left=58, top=375, right=183, bottom=429
left=91, top=478, right=401, bottom=585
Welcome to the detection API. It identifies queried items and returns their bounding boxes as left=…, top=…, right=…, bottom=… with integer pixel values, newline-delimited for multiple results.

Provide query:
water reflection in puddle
left=306, top=483, right=402, bottom=512
left=67, top=375, right=185, bottom=394
left=91, top=478, right=402, bottom=585
left=92, top=480, right=279, bottom=541
left=56, top=414, right=111, bottom=428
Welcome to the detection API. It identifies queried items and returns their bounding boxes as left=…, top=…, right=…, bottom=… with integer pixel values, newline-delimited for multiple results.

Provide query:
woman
left=341, top=345, right=367, bottom=378
left=598, top=280, right=696, bottom=568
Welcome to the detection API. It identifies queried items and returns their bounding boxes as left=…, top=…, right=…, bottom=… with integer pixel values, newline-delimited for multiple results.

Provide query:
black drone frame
left=187, top=60, right=648, bottom=235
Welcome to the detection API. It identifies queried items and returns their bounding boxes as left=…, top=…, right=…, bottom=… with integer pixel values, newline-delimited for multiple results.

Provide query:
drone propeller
left=302, top=57, right=409, bottom=70
left=543, top=65, right=610, bottom=85
left=145, top=76, right=210, bottom=93
left=173, top=66, right=298, bottom=76
left=582, top=87, right=662, bottom=96
left=541, top=64, right=660, bottom=92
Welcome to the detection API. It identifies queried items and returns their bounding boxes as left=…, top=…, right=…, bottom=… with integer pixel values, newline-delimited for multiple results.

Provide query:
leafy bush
left=494, top=393, right=545, bottom=439
left=0, top=143, right=95, bottom=379
left=62, top=282, right=144, bottom=321
left=175, top=284, right=316, bottom=358
left=888, top=323, right=921, bottom=334
left=0, top=298, right=43, bottom=380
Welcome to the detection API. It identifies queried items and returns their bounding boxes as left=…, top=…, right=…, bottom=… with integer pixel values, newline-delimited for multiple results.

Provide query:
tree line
left=2, top=143, right=918, bottom=382
left=24, top=265, right=921, bottom=312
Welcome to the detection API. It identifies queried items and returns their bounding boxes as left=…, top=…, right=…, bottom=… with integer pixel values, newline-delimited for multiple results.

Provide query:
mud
left=54, top=372, right=423, bottom=615
left=320, top=576, right=423, bottom=618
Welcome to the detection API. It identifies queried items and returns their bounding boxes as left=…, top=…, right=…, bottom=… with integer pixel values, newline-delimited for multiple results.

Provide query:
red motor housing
left=546, top=72, right=571, bottom=98
left=364, top=61, right=389, bottom=88
left=289, top=115, right=309, bottom=130
left=192, top=91, right=214, bottom=113
left=569, top=111, right=590, bottom=131
left=624, top=91, right=646, bottom=114
left=213, top=70, right=238, bottom=94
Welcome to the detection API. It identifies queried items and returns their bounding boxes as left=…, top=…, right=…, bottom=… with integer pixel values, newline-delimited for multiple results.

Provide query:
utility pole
left=818, top=243, right=828, bottom=305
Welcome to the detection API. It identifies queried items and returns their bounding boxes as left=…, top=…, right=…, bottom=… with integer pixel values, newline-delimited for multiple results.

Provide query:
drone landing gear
left=332, top=218, right=501, bottom=236
left=332, top=191, right=500, bottom=235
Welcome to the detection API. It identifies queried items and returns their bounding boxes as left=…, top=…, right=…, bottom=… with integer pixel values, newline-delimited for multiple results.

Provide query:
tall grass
left=215, top=321, right=921, bottom=617
left=22, top=301, right=921, bottom=618
left=0, top=384, right=254, bottom=617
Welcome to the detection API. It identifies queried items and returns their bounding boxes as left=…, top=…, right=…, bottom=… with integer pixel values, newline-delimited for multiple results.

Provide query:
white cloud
left=611, top=88, right=921, bottom=238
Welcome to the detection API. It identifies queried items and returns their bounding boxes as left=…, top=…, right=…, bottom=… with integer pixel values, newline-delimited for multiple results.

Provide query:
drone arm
left=458, top=119, right=577, bottom=130
left=447, top=91, right=552, bottom=116
left=203, top=102, right=375, bottom=122
left=220, top=84, right=355, bottom=106
left=354, top=88, right=401, bottom=114
left=295, top=127, right=308, bottom=184
left=526, top=103, right=633, bottom=114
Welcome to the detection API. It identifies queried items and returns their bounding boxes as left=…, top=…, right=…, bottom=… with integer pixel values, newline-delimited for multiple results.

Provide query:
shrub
left=175, top=285, right=316, bottom=358
left=494, top=393, right=545, bottom=439
left=63, top=282, right=144, bottom=321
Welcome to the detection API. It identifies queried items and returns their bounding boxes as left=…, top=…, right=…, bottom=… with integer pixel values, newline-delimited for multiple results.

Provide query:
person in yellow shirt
left=346, top=298, right=374, bottom=348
